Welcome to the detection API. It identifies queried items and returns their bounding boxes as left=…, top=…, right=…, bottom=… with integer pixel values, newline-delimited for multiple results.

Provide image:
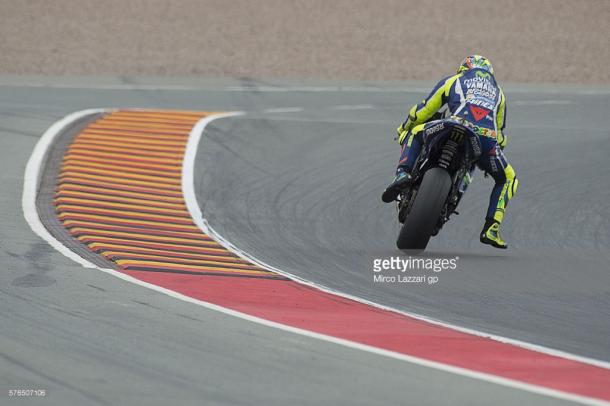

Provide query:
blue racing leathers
left=395, top=68, right=518, bottom=224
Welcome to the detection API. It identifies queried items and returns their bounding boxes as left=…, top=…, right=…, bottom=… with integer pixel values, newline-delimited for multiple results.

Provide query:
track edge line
left=22, top=108, right=113, bottom=269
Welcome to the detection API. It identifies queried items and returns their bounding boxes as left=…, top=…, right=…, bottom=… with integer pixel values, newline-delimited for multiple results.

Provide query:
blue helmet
left=457, top=55, right=494, bottom=75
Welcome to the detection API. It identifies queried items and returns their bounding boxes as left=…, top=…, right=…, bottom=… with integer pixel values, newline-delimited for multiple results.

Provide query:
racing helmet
left=457, top=55, right=494, bottom=75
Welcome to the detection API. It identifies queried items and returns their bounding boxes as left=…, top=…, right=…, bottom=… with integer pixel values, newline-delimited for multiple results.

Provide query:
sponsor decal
left=449, top=116, right=497, bottom=139
left=477, top=127, right=497, bottom=138
left=463, top=76, right=498, bottom=101
left=469, top=98, right=496, bottom=110
left=461, top=120, right=497, bottom=139
left=425, top=122, right=445, bottom=136
left=470, top=136, right=481, bottom=156
left=469, top=105, right=490, bottom=121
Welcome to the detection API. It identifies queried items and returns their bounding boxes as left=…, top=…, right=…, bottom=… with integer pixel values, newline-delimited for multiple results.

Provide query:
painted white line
left=513, top=100, right=573, bottom=106
left=330, top=104, right=375, bottom=110
left=23, top=110, right=610, bottom=406
left=22, top=108, right=111, bottom=269
left=182, top=111, right=245, bottom=236
left=262, top=107, right=304, bottom=113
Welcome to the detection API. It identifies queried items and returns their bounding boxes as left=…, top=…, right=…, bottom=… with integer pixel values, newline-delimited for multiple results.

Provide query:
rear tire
left=396, top=167, right=452, bottom=251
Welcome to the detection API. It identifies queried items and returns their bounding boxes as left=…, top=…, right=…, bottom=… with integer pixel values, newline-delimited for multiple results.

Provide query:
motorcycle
left=396, top=117, right=481, bottom=251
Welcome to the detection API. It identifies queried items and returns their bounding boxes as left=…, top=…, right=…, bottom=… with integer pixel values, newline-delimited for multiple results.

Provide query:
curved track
left=196, top=84, right=610, bottom=361
left=2, top=77, right=609, bottom=405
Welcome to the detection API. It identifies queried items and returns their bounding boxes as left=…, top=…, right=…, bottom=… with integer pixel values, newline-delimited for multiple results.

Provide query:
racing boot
left=480, top=219, right=507, bottom=249
left=382, top=169, right=412, bottom=203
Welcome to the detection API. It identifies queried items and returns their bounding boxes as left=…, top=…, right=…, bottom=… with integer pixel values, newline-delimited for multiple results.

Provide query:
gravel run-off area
left=1, top=0, right=609, bottom=84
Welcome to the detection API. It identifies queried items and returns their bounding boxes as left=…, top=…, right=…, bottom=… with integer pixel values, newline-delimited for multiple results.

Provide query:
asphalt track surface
left=1, top=76, right=609, bottom=405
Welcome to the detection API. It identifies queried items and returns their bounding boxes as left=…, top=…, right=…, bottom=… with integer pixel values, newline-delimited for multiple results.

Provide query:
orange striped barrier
left=55, top=110, right=284, bottom=280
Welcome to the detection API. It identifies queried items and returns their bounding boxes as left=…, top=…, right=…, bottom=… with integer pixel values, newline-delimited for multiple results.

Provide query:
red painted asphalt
left=124, top=270, right=610, bottom=402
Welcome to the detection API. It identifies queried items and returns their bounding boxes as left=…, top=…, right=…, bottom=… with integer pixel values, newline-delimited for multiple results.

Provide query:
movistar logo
left=476, top=71, right=491, bottom=78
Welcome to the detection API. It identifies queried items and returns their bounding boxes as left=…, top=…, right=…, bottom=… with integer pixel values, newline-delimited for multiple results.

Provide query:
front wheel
left=396, top=167, right=452, bottom=251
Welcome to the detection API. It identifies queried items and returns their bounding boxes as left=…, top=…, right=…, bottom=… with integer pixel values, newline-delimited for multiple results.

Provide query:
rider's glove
left=396, top=123, right=408, bottom=144
left=396, top=116, right=415, bottom=144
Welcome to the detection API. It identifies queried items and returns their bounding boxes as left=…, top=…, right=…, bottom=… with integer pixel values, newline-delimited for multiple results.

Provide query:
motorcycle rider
left=381, top=55, right=518, bottom=249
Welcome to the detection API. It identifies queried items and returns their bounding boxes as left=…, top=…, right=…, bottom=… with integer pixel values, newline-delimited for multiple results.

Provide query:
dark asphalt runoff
left=1, top=76, right=608, bottom=405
